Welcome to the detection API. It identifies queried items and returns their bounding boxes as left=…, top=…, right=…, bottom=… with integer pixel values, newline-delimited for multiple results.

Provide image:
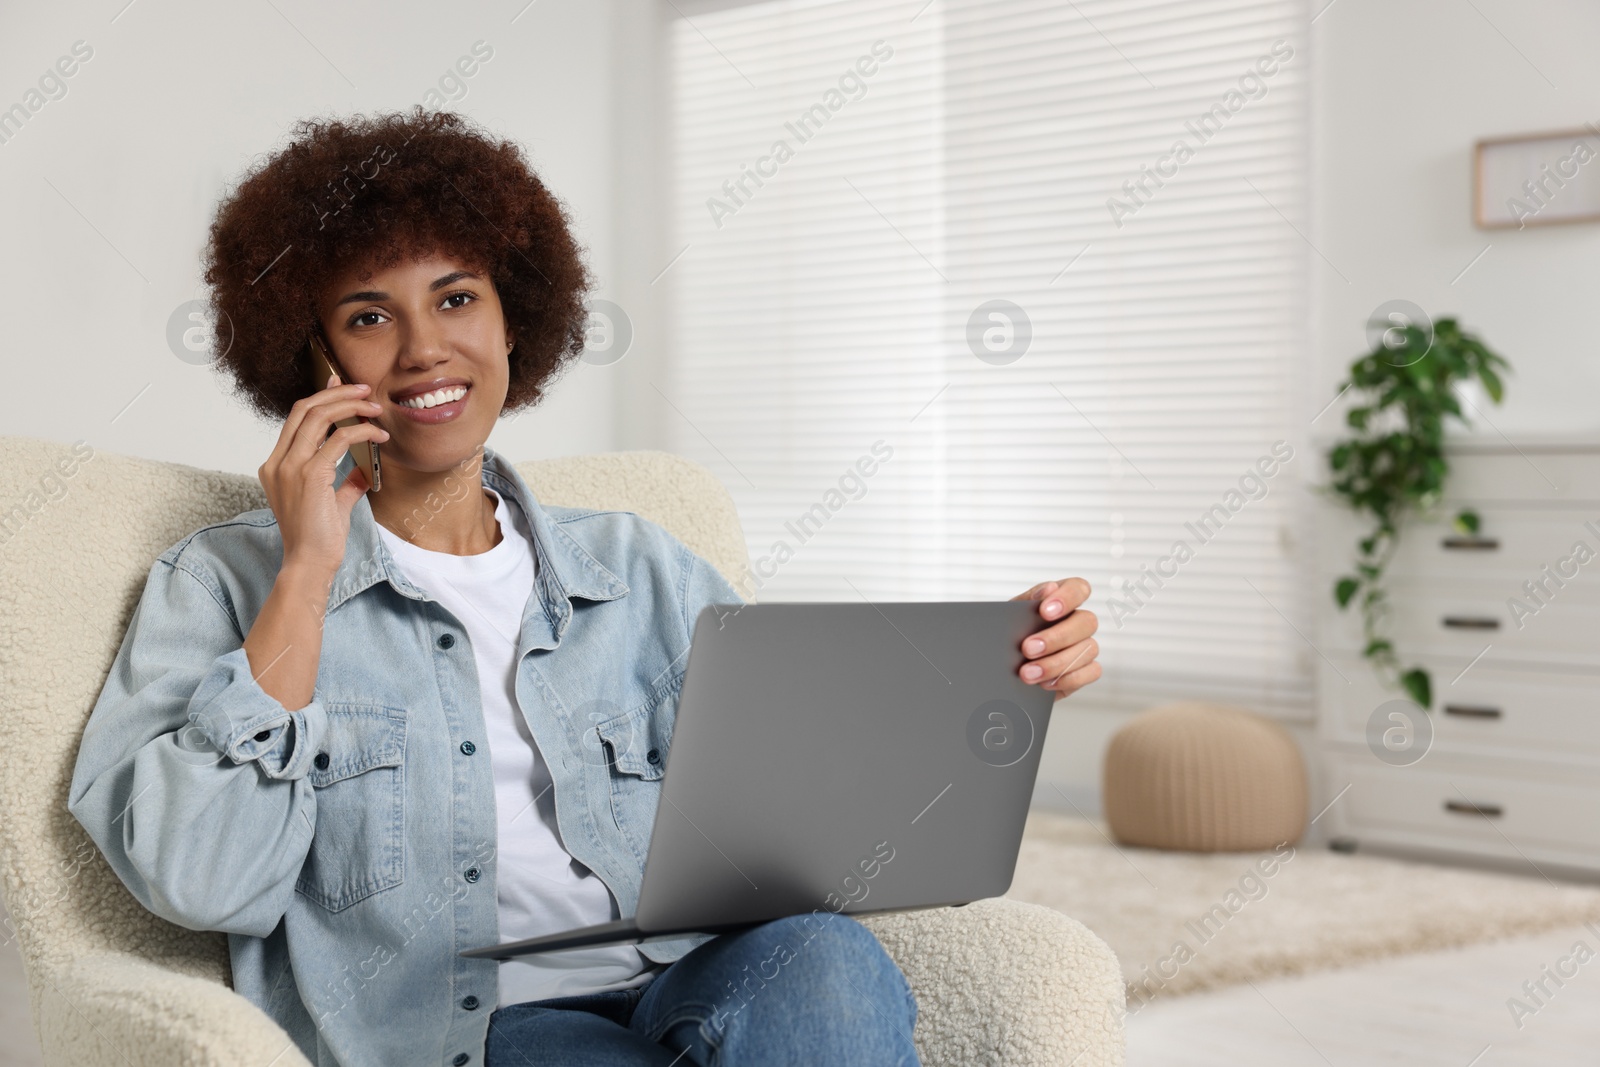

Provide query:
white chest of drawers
left=1313, top=436, right=1600, bottom=876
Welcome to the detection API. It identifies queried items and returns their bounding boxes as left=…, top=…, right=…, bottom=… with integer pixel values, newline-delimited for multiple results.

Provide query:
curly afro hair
left=203, top=106, right=595, bottom=423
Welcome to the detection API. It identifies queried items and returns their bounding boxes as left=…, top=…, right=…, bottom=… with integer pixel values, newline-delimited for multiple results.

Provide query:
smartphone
left=307, top=328, right=382, bottom=493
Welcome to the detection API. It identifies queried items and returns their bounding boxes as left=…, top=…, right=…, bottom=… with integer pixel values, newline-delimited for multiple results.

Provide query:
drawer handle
left=1443, top=704, right=1502, bottom=720
left=1442, top=616, right=1501, bottom=631
left=1444, top=799, right=1503, bottom=818
left=1441, top=537, right=1501, bottom=551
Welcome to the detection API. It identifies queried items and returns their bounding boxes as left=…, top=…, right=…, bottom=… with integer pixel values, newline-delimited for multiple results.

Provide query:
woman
left=68, top=108, right=1101, bottom=1067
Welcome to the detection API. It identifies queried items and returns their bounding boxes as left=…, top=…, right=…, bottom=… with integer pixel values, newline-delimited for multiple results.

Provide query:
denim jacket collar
left=325, top=445, right=630, bottom=628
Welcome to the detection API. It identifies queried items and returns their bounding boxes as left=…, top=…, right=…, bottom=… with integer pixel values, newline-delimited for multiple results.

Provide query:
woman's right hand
left=260, top=373, right=391, bottom=576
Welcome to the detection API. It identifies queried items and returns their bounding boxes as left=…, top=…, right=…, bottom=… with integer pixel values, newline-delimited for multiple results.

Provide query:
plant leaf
left=1335, top=577, right=1360, bottom=608
left=1478, top=365, right=1505, bottom=404
left=1453, top=509, right=1480, bottom=535
left=1401, top=668, right=1432, bottom=709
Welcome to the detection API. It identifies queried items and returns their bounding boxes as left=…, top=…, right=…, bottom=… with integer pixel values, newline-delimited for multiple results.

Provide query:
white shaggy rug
left=1006, top=810, right=1600, bottom=1007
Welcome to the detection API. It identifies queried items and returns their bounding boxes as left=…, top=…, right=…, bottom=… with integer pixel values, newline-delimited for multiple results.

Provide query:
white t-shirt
left=375, top=486, right=661, bottom=1006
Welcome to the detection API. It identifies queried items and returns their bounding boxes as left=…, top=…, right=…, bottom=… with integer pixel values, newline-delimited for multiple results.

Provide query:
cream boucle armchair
left=0, top=435, right=1124, bottom=1066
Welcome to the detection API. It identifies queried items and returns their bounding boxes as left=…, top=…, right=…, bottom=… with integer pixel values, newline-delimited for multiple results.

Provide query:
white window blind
left=663, top=0, right=1312, bottom=717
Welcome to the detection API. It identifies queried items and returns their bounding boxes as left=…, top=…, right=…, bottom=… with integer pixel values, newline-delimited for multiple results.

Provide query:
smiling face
left=316, top=249, right=514, bottom=476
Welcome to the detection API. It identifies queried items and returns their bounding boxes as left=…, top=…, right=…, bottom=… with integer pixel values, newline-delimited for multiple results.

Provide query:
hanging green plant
left=1325, top=316, right=1510, bottom=709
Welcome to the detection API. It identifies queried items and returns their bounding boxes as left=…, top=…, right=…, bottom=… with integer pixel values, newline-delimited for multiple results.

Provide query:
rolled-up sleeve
left=189, top=644, right=330, bottom=780
left=67, top=556, right=324, bottom=937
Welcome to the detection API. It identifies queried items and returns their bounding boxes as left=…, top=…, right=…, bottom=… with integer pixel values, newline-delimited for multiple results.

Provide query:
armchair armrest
left=860, top=897, right=1125, bottom=1067
left=32, top=950, right=312, bottom=1067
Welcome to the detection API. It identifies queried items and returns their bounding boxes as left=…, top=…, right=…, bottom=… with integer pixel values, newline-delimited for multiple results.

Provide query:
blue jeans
left=483, top=913, right=921, bottom=1066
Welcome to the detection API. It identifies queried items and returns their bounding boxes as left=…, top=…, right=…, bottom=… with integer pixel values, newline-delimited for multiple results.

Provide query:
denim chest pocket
left=296, top=703, right=408, bottom=912
left=593, top=676, right=681, bottom=862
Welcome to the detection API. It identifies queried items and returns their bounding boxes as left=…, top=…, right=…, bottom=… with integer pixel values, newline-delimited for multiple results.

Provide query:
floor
left=4, top=904, right=1596, bottom=1065
left=1126, top=922, right=1600, bottom=1066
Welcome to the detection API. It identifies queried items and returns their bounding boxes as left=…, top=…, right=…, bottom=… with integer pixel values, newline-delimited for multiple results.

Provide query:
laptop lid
left=632, top=599, right=1055, bottom=933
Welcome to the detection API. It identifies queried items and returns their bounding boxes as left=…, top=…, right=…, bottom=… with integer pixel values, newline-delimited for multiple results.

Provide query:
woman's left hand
left=1010, top=578, right=1100, bottom=700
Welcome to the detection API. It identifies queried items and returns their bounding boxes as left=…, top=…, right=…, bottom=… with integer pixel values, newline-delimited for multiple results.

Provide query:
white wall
left=0, top=0, right=626, bottom=476
left=1309, top=0, right=1600, bottom=440
left=602, top=1, right=682, bottom=454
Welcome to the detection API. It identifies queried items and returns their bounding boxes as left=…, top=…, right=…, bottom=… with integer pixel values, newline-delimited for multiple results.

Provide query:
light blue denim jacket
left=67, top=445, right=744, bottom=1067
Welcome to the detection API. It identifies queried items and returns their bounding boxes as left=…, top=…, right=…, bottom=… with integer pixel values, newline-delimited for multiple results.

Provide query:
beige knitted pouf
left=1102, top=702, right=1307, bottom=851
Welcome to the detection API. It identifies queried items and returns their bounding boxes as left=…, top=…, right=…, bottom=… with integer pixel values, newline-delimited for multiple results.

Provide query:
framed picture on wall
left=1473, top=127, right=1600, bottom=229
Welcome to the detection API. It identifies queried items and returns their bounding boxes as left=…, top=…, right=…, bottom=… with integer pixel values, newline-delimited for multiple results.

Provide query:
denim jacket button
left=646, top=748, right=661, bottom=765
left=438, top=632, right=455, bottom=650
left=461, top=995, right=480, bottom=1011
left=254, top=730, right=271, bottom=742
left=460, top=740, right=476, bottom=756
left=463, top=866, right=481, bottom=883
left=452, top=1055, right=470, bottom=1066
left=314, top=752, right=330, bottom=770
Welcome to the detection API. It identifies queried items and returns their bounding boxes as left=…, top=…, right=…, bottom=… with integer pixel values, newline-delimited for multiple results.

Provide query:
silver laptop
left=460, top=599, right=1055, bottom=961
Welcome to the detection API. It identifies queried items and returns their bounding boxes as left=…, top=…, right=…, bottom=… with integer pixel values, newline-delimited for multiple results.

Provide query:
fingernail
left=1022, top=664, right=1042, bottom=680
left=1044, top=600, right=1062, bottom=617
left=326, top=374, right=336, bottom=388
left=1025, top=638, right=1044, bottom=654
